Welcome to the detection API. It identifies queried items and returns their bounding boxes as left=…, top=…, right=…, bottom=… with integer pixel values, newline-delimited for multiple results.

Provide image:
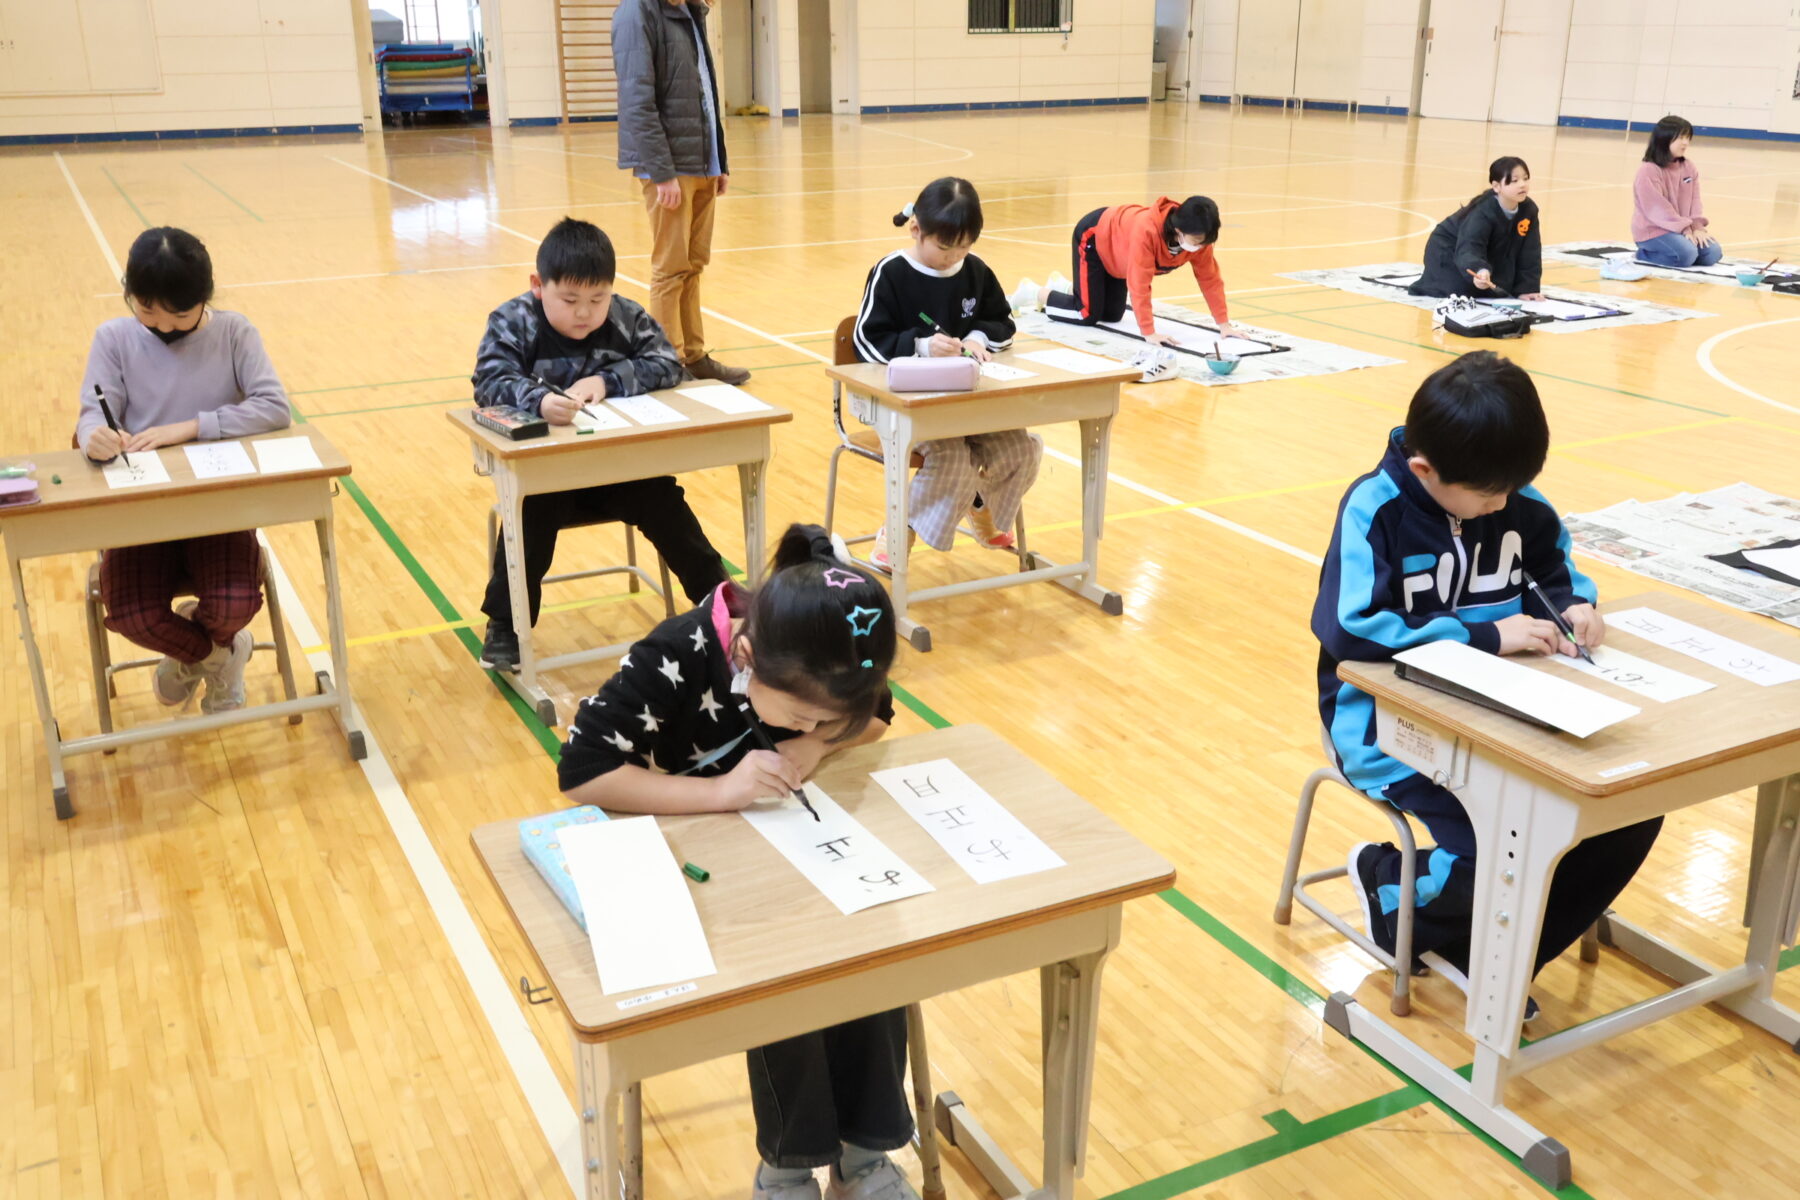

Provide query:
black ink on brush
left=740, top=703, right=820, bottom=820
left=94, top=385, right=130, bottom=469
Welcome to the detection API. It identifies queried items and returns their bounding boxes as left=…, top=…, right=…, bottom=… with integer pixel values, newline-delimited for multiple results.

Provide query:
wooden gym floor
left=4, top=102, right=1799, bottom=1198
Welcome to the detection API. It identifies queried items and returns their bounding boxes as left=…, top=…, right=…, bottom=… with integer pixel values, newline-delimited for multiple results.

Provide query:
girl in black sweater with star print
left=560, top=525, right=918, bottom=1200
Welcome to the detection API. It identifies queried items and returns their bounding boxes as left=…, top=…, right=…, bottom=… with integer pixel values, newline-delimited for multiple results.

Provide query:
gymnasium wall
left=496, top=0, right=562, bottom=123
left=1559, top=0, right=1800, bottom=136
left=855, top=0, right=1156, bottom=113
left=0, top=0, right=364, bottom=141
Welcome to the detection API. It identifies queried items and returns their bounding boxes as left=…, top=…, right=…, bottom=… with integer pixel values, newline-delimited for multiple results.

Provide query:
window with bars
left=968, top=0, right=1072, bottom=34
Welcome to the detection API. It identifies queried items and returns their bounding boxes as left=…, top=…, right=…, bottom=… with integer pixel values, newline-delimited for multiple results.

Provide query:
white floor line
left=60, top=153, right=582, bottom=1198
left=262, top=551, right=583, bottom=1198
left=1695, top=318, right=1800, bottom=417
left=55, top=151, right=122, bottom=277
left=1039, top=447, right=1323, bottom=566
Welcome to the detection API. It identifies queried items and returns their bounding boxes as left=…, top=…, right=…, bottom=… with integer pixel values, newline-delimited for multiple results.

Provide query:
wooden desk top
left=472, top=725, right=1175, bottom=1038
left=447, top=389, right=793, bottom=459
left=823, top=351, right=1139, bottom=409
left=0, top=424, right=348, bottom=517
left=1339, top=593, right=1800, bottom=796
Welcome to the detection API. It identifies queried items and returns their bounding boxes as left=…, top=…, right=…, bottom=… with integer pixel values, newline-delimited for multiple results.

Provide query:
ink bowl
left=1205, top=355, right=1240, bottom=376
left=1735, top=270, right=1765, bottom=287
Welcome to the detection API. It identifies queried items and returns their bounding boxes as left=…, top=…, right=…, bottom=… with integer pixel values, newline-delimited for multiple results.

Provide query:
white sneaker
left=752, top=1163, right=822, bottom=1200
left=152, top=600, right=207, bottom=708
left=826, top=1154, right=919, bottom=1200
left=200, top=628, right=254, bottom=715
left=1419, top=950, right=1541, bottom=1025
left=1007, top=276, right=1041, bottom=313
left=1127, top=346, right=1180, bottom=383
left=1046, top=270, right=1071, bottom=295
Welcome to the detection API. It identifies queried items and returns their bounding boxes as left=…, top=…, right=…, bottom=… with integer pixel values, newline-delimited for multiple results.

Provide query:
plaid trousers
left=907, top=429, right=1042, bottom=551
left=100, top=531, right=264, bottom=664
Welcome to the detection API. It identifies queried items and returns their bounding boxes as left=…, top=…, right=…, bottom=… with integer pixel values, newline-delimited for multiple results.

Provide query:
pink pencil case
left=885, top=356, right=979, bottom=392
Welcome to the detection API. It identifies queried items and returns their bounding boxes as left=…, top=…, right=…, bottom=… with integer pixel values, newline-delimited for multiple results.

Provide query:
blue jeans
left=1636, top=231, right=1724, bottom=268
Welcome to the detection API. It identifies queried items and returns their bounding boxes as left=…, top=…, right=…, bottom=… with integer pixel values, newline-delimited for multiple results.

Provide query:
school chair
left=1273, top=743, right=1601, bottom=1017
left=482, top=506, right=675, bottom=620
left=821, top=315, right=1031, bottom=566
left=82, top=535, right=302, bottom=741
left=607, top=1003, right=948, bottom=1200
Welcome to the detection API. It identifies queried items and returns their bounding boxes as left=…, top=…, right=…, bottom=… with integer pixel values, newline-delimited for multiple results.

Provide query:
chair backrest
left=833, top=315, right=858, bottom=366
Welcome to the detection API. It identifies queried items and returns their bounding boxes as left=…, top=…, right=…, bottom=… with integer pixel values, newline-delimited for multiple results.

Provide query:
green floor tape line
left=1100, top=1086, right=1425, bottom=1200
left=100, top=165, right=152, bottom=228
left=1782, top=943, right=1800, bottom=972
left=185, top=162, right=263, bottom=222
left=290, top=374, right=469, bottom=397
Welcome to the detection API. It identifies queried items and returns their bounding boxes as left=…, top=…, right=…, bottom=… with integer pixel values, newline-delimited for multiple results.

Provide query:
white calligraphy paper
left=1018, top=348, right=1119, bottom=375
left=1608, top=607, right=1800, bottom=687
left=183, top=441, right=258, bottom=479
left=574, top=402, right=632, bottom=432
left=560, top=817, right=717, bottom=996
left=605, top=394, right=687, bottom=427
left=677, top=383, right=771, bottom=414
left=251, top=436, right=324, bottom=473
left=1545, top=644, right=1715, bottom=703
left=740, top=782, right=934, bottom=914
left=870, top=758, right=1066, bottom=884
left=102, top=451, right=171, bottom=488
left=1394, top=640, right=1641, bottom=737
left=977, top=361, right=1038, bottom=381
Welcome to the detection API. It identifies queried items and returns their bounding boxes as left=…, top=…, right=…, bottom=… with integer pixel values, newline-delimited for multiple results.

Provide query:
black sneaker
left=480, top=621, right=520, bottom=671
left=1347, top=841, right=1397, bottom=957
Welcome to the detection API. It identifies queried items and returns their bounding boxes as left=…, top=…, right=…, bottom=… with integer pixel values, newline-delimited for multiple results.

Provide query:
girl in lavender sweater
left=1632, top=115, right=1724, bottom=270
left=77, top=227, right=292, bottom=713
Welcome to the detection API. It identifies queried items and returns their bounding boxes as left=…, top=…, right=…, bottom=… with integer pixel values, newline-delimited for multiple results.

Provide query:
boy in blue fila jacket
left=1312, top=351, right=1661, bottom=1012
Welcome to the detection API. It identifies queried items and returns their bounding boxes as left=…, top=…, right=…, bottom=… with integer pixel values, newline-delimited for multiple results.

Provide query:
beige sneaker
left=868, top=524, right=918, bottom=575
left=151, top=600, right=207, bottom=708
left=200, top=628, right=254, bottom=715
left=966, top=501, right=1015, bottom=550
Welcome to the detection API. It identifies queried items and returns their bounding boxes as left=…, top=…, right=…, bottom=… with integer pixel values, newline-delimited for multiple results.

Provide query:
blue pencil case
left=518, top=806, right=608, bottom=930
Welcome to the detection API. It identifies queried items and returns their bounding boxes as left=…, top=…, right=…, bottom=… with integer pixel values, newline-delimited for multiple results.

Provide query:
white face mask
left=1177, top=237, right=1207, bottom=254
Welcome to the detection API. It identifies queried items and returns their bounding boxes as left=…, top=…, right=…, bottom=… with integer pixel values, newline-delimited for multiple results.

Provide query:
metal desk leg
left=1049, top=415, right=1121, bottom=616
left=622, top=1082, right=644, bottom=1200
left=1039, top=948, right=1110, bottom=1198
left=575, top=1032, right=627, bottom=1200
left=737, top=458, right=767, bottom=588
left=495, top=467, right=558, bottom=726
left=315, top=510, right=365, bottom=761
left=8, top=550, right=71, bottom=817
left=878, top=419, right=929, bottom=652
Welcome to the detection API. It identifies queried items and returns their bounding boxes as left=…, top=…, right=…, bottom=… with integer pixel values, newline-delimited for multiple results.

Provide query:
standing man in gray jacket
left=612, top=0, right=749, bottom=385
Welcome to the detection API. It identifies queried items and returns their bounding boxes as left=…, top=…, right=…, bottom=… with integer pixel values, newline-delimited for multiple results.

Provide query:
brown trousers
left=639, top=175, right=719, bottom=364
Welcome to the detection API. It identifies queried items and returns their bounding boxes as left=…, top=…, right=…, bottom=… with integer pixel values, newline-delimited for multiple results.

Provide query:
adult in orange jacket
left=1011, top=195, right=1243, bottom=344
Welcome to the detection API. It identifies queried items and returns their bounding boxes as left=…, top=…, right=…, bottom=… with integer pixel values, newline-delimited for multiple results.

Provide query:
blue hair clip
left=846, top=606, right=882, bottom=636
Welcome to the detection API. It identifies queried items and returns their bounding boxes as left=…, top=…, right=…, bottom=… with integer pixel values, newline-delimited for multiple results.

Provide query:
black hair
left=1403, top=351, right=1548, bottom=495
left=536, top=216, right=616, bottom=286
left=1643, top=115, right=1694, bottom=167
left=122, top=227, right=214, bottom=313
left=1162, top=195, right=1221, bottom=249
left=1453, top=156, right=1530, bottom=219
left=739, top=524, right=897, bottom=742
left=892, top=177, right=983, bottom=245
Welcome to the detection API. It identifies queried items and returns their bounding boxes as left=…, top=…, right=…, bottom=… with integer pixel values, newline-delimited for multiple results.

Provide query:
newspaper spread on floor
left=1565, top=483, right=1800, bottom=628
left=1278, top=263, right=1713, bottom=332
left=1012, top=301, right=1400, bottom=386
left=1543, top=241, right=1800, bottom=293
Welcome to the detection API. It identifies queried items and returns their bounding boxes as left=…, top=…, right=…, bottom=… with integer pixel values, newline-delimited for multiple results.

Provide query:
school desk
left=0, top=426, right=363, bottom=820
left=822, top=353, right=1140, bottom=652
left=472, top=723, right=1175, bottom=1199
left=448, top=392, right=792, bottom=726
left=1334, top=593, right=1800, bottom=1189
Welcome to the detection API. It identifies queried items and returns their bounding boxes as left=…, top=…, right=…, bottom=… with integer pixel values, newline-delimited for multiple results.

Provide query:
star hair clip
left=845, top=605, right=882, bottom=668
left=822, top=566, right=860, bottom=590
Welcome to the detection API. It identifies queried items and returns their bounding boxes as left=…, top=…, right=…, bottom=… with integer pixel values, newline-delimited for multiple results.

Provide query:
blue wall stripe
left=0, top=122, right=362, bottom=146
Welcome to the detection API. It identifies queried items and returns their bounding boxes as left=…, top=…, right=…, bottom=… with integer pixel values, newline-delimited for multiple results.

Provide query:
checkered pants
left=908, top=429, right=1042, bottom=551
left=100, top=532, right=264, bottom=664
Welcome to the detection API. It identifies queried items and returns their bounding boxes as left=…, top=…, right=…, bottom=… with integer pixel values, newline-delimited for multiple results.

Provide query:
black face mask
left=150, top=325, right=193, bottom=345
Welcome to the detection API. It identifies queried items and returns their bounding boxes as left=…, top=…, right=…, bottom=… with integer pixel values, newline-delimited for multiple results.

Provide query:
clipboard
left=1393, top=661, right=1561, bottom=732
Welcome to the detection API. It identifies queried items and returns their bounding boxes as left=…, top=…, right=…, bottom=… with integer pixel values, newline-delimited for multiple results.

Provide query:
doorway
left=798, top=0, right=830, bottom=113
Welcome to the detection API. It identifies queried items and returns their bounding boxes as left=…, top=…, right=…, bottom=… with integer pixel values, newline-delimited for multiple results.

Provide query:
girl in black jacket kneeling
left=1410, top=157, right=1545, bottom=301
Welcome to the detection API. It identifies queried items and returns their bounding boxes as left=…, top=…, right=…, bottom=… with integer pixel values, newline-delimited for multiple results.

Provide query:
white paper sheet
left=1545, top=644, right=1716, bottom=703
left=869, top=758, right=1065, bottom=884
left=1745, top=544, right=1800, bottom=580
left=251, top=436, right=324, bottom=473
left=740, top=782, right=934, bottom=914
left=559, top=817, right=717, bottom=996
left=1607, top=607, right=1800, bottom=686
left=1515, top=297, right=1619, bottom=320
left=183, top=441, right=259, bottom=479
left=1101, top=311, right=1273, bottom=357
left=102, top=451, right=172, bottom=489
left=1393, top=640, right=1641, bottom=737
left=977, top=361, right=1038, bottom=381
left=574, top=402, right=631, bottom=432
left=1018, top=348, right=1120, bottom=375
left=676, top=383, right=771, bottom=414
left=605, top=394, right=687, bottom=427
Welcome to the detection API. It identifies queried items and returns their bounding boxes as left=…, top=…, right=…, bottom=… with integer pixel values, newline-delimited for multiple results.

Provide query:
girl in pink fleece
left=1632, top=115, right=1724, bottom=269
